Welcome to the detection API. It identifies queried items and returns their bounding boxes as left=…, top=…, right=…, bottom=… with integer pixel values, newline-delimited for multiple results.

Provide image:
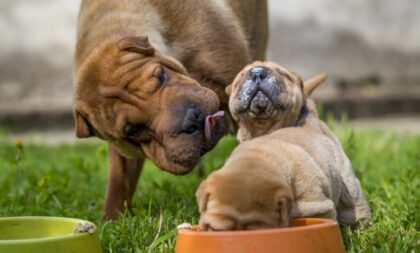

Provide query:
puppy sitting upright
left=196, top=61, right=371, bottom=231
left=226, top=61, right=325, bottom=143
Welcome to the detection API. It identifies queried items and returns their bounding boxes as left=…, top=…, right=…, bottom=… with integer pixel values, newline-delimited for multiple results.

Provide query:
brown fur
left=74, top=0, right=268, bottom=219
left=197, top=153, right=293, bottom=230
left=226, top=61, right=325, bottom=142
left=197, top=62, right=371, bottom=230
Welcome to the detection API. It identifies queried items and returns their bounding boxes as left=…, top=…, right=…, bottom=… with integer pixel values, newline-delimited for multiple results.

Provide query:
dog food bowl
left=175, top=218, right=345, bottom=253
left=0, top=216, right=103, bottom=253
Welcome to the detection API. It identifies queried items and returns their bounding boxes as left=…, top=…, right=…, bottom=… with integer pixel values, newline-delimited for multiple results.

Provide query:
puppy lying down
left=196, top=61, right=371, bottom=231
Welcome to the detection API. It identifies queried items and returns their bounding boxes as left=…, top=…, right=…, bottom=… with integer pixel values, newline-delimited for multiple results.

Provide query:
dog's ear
left=118, top=36, right=155, bottom=56
left=276, top=187, right=293, bottom=227
left=303, top=73, right=327, bottom=96
left=74, top=111, right=94, bottom=138
left=196, top=181, right=210, bottom=213
left=225, top=85, right=233, bottom=96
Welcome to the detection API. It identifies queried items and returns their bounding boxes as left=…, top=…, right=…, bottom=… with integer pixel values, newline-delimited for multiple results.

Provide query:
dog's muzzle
left=236, top=66, right=280, bottom=118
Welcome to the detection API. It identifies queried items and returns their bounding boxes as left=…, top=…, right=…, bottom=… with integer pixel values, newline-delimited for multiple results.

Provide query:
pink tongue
left=204, top=111, right=225, bottom=142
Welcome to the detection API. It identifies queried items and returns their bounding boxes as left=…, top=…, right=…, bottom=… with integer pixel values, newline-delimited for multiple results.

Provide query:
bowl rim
left=0, top=216, right=97, bottom=245
left=177, top=218, right=338, bottom=236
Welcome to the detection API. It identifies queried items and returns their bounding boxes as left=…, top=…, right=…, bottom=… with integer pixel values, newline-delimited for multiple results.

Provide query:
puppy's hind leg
left=336, top=158, right=371, bottom=228
left=336, top=180, right=371, bottom=229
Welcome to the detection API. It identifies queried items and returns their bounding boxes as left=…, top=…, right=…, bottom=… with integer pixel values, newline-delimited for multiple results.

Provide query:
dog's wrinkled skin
left=74, top=37, right=224, bottom=174
left=74, top=0, right=268, bottom=219
left=197, top=62, right=371, bottom=230
left=226, top=61, right=324, bottom=143
left=197, top=156, right=293, bottom=231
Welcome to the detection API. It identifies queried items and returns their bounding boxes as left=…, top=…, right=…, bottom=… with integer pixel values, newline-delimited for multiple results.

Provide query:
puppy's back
left=236, top=127, right=344, bottom=201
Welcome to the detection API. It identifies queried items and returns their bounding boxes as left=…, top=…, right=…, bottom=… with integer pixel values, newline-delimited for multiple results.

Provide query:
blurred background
left=1, top=0, right=419, bottom=142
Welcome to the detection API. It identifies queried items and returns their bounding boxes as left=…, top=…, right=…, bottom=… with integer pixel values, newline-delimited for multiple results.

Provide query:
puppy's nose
left=181, top=106, right=204, bottom=134
left=250, top=66, right=268, bottom=82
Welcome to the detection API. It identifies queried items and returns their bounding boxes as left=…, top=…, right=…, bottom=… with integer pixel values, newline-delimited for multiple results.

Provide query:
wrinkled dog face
left=227, top=61, right=304, bottom=129
left=196, top=171, right=292, bottom=231
left=74, top=36, right=225, bottom=174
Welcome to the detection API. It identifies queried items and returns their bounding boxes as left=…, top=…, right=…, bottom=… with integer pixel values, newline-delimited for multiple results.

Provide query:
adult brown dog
left=73, top=0, right=268, bottom=219
left=197, top=62, right=371, bottom=230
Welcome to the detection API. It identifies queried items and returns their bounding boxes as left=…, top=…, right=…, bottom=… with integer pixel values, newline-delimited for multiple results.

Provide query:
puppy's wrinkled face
left=227, top=61, right=304, bottom=131
left=196, top=169, right=292, bottom=231
left=74, top=36, right=225, bottom=174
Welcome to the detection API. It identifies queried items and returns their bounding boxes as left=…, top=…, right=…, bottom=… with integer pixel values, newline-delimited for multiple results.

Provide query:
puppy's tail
left=304, top=73, right=327, bottom=95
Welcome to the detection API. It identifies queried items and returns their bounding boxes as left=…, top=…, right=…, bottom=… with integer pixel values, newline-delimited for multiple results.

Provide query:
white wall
left=0, top=0, right=79, bottom=112
left=0, top=0, right=419, bottom=112
left=267, top=0, right=420, bottom=98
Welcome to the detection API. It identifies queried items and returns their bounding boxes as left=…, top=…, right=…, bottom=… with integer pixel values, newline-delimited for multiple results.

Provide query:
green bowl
left=0, top=216, right=103, bottom=253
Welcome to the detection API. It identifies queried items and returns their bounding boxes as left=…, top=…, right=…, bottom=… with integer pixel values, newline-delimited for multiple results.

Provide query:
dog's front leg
left=103, top=144, right=144, bottom=220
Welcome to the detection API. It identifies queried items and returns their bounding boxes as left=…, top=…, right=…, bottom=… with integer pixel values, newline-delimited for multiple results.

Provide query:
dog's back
left=226, top=60, right=371, bottom=227
left=254, top=110, right=371, bottom=227
left=198, top=112, right=370, bottom=229
left=76, top=0, right=267, bottom=103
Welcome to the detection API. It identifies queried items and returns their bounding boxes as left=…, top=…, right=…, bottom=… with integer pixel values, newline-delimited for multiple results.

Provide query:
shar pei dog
left=196, top=61, right=371, bottom=230
left=73, top=0, right=268, bottom=219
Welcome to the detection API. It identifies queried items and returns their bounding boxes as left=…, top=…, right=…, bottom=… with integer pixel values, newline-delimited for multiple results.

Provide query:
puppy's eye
left=158, top=66, right=167, bottom=84
left=123, top=123, right=144, bottom=137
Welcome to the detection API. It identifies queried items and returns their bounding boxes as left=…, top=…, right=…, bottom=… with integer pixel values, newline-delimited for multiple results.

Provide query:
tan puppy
left=226, top=61, right=326, bottom=142
left=74, top=0, right=268, bottom=219
left=197, top=62, right=371, bottom=230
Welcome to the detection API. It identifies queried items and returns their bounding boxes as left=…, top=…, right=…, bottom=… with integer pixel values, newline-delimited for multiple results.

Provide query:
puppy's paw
left=177, top=223, right=193, bottom=230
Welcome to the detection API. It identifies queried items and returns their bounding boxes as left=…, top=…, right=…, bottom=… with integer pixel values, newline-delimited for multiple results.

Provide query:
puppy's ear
left=74, top=112, right=94, bottom=138
left=276, top=188, right=293, bottom=227
left=118, top=36, right=155, bottom=56
left=225, top=85, right=233, bottom=96
left=303, top=73, right=327, bottom=96
left=196, top=181, right=210, bottom=213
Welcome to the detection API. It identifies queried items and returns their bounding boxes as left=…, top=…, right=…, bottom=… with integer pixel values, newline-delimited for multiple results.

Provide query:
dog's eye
left=123, top=123, right=144, bottom=137
left=158, top=66, right=167, bottom=84
left=123, top=123, right=152, bottom=143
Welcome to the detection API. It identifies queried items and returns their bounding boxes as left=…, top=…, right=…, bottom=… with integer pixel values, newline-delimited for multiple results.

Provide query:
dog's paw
left=177, top=223, right=193, bottom=230
left=74, top=222, right=96, bottom=234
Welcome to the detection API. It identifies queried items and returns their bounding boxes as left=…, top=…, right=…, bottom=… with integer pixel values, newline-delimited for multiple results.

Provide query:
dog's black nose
left=181, top=106, right=204, bottom=134
left=250, top=66, right=268, bottom=82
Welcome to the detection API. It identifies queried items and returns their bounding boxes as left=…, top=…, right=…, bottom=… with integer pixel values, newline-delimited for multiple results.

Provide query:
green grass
left=0, top=123, right=419, bottom=252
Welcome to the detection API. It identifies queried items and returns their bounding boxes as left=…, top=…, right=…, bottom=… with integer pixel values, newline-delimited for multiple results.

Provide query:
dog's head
left=226, top=61, right=306, bottom=135
left=73, top=36, right=225, bottom=174
left=196, top=159, right=293, bottom=231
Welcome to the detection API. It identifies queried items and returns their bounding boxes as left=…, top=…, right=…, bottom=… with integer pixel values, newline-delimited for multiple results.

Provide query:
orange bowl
left=175, top=218, right=345, bottom=253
